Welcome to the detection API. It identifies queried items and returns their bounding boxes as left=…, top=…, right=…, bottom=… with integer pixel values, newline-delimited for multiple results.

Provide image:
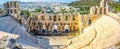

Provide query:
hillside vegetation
left=69, top=0, right=120, bottom=14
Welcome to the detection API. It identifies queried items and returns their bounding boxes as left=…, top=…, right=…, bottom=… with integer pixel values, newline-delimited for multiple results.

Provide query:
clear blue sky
left=0, top=0, right=119, bottom=5
left=0, top=0, right=77, bottom=4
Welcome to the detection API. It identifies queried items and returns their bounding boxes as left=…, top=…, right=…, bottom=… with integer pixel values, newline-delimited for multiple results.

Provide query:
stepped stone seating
left=64, top=14, right=120, bottom=49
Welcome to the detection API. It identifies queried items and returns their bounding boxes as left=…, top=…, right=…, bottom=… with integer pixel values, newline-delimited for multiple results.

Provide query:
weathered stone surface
left=65, top=26, right=96, bottom=49
left=64, top=14, right=120, bottom=49
left=0, top=16, right=39, bottom=49
left=0, top=31, right=20, bottom=49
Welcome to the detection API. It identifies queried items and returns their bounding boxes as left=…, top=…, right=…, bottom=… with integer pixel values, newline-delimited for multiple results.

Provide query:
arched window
left=60, top=23, right=62, bottom=25
left=88, top=19, right=91, bottom=25
left=58, top=16, right=61, bottom=21
left=95, top=8, right=97, bottom=15
left=10, top=10, right=12, bottom=13
left=49, top=16, right=52, bottom=21
left=65, top=16, right=68, bottom=21
left=10, top=2, right=12, bottom=8
left=15, top=9, right=17, bottom=13
left=72, top=15, right=76, bottom=21
left=53, top=16, right=57, bottom=21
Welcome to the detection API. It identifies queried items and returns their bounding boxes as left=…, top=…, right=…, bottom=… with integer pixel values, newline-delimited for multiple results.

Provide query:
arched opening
left=65, top=29, right=69, bottom=33
left=53, top=29, right=58, bottom=33
left=46, top=25, right=49, bottom=31
left=95, top=8, right=97, bottom=15
left=73, top=26, right=75, bottom=31
left=10, top=9, right=12, bottom=13
left=88, top=19, right=91, bottom=25
left=15, top=9, right=17, bottom=14
left=62, top=26, right=64, bottom=31
left=49, top=16, right=52, bottom=21
left=72, top=15, right=76, bottom=21
left=42, top=29, right=46, bottom=33
left=65, top=16, right=68, bottom=21
left=58, top=16, right=61, bottom=21
left=53, top=16, right=57, bottom=21
left=10, top=2, right=12, bottom=7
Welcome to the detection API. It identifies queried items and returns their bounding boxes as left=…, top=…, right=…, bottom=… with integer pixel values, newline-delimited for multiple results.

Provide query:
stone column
left=106, top=6, right=109, bottom=15
left=97, top=7, right=100, bottom=15
left=90, top=7, right=95, bottom=15
left=102, top=7, right=104, bottom=15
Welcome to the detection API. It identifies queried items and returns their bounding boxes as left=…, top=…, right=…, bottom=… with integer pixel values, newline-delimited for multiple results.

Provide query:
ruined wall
left=27, top=13, right=80, bottom=34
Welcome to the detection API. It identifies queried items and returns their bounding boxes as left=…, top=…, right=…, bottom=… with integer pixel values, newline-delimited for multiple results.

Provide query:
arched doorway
left=70, top=26, right=72, bottom=31
left=53, top=29, right=57, bottom=33
left=46, top=25, right=49, bottom=31
left=65, top=25, right=69, bottom=33
left=42, top=29, right=46, bottom=33
left=65, top=29, right=69, bottom=33
left=42, top=25, right=46, bottom=33
left=53, top=25, right=58, bottom=33
left=53, top=16, right=57, bottom=21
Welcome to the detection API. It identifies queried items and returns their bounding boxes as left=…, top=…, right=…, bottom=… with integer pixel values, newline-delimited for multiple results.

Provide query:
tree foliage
left=21, top=10, right=30, bottom=18
left=110, top=2, right=120, bottom=12
left=33, top=8, right=41, bottom=13
left=0, top=8, right=3, bottom=13
left=69, top=0, right=113, bottom=8
left=69, top=0, right=120, bottom=13
left=69, top=0, right=101, bottom=8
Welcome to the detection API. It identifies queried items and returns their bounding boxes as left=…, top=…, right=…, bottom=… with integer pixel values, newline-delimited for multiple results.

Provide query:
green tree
left=70, top=0, right=113, bottom=7
left=21, top=10, right=30, bottom=18
left=69, top=0, right=119, bottom=13
left=110, top=2, right=120, bottom=12
left=33, top=8, right=41, bottom=13
left=0, top=8, right=3, bottom=13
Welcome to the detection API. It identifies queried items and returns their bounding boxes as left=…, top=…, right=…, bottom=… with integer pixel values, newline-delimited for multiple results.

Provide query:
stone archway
left=53, top=16, right=57, bottom=21
left=73, top=26, right=75, bottom=31
left=46, top=25, right=49, bottom=31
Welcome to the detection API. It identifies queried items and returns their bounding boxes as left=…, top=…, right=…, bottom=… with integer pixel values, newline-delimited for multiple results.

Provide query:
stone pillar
left=90, top=7, right=95, bottom=15
left=106, top=6, right=109, bottom=15
left=97, top=7, right=100, bottom=15
left=102, top=7, right=104, bottom=15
